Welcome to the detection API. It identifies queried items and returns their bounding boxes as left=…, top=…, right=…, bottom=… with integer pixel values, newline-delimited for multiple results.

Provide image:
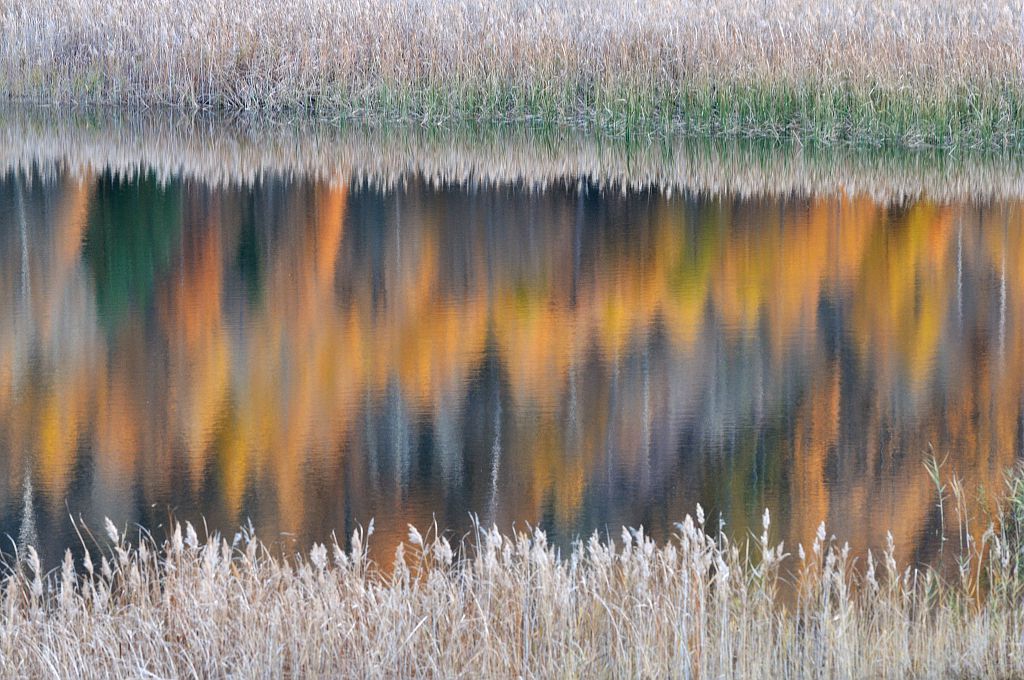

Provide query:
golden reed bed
left=3, top=107, right=1024, bottom=202
left=1, top=0, right=1022, bottom=145
left=1, top=487, right=1023, bottom=679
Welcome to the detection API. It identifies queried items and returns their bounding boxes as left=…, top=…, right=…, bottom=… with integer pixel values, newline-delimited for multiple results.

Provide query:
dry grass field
left=1, top=0, right=1022, bottom=145
left=0, top=472, right=1021, bottom=678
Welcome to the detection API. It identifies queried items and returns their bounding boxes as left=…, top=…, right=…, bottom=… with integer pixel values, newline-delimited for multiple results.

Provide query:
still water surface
left=0, top=158, right=1021, bottom=567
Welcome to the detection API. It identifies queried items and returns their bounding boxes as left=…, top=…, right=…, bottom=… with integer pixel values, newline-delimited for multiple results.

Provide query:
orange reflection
left=0, top=171, right=1021, bottom=569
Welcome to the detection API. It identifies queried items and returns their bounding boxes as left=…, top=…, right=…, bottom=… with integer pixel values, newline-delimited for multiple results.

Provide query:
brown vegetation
left=1, top=480, right=1023, bottom=679
left=0, top=1, right=1021, bottom=144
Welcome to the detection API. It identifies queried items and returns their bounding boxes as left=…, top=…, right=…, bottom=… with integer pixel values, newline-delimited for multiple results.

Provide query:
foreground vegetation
left=1, top=0, right=1022, bottom=146
left=0, top=469, right=1022, bottom=677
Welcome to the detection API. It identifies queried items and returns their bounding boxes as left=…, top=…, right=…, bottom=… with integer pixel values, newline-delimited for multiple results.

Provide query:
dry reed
left=0, top=0, right=1022, bottom=146
left=0, top=472, right=1022, bottom=678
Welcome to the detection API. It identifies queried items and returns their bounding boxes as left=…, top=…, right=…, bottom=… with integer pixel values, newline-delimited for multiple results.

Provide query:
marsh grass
left=6, top=106, right=1024, bottom=202
left=1, top=0, right=1022, bottom=146
left=0, top=468, right=1023, bottom=678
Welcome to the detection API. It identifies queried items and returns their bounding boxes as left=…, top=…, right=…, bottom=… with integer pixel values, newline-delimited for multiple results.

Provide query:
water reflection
left=0, top=167, right=1020, bottom=568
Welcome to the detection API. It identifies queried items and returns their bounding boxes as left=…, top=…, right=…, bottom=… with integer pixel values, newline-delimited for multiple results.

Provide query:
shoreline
left=5, top=105, right=1024, bottom=201
left=7, top=86, right=1024, bottom=149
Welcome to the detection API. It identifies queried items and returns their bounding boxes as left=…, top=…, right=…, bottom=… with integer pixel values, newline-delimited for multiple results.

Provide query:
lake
left=1, top=109, right=1022, bottom=567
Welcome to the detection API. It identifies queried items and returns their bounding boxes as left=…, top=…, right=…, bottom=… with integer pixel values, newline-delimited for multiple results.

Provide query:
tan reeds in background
left=0, top=0, right=1021, bottom=145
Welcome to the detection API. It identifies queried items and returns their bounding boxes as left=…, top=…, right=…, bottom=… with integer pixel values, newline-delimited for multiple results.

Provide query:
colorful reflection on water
left=0, top=167, right=1021, bottom=566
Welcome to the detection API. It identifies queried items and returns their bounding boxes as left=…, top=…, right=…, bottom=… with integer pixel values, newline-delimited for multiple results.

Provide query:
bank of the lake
left=1, top=0, right=1022, bottom=147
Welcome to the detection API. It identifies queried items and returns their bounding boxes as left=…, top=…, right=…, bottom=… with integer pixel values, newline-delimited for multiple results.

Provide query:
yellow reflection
left=1, top=172, right=1022, bottom=569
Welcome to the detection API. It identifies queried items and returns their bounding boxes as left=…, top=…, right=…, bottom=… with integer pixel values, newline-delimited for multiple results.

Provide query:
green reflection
left=84, top=172, right=181, bottom=330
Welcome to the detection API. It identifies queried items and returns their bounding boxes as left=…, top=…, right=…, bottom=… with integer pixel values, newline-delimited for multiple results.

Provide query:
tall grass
left=6, top=106, right=1024, bottom=201
left=0, top=0, right=1022, bottom=146
left=1, top=470, right=1023, bottom=677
